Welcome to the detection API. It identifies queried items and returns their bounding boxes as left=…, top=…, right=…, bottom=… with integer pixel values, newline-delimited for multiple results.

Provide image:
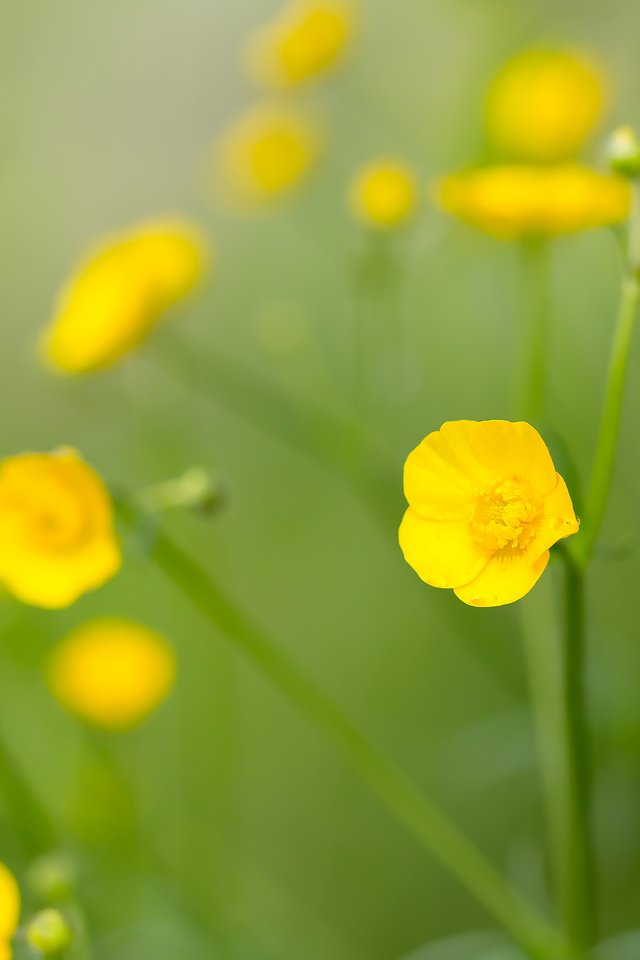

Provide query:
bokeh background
left=2, top=1, right=640, bottom=958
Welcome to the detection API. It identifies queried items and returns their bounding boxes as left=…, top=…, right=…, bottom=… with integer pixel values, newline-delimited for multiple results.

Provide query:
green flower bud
left=27, top=853, right=76, bottom=904
left=24, top=909, right=73, bottom=955
left=608, top=125, right=640, bottom=177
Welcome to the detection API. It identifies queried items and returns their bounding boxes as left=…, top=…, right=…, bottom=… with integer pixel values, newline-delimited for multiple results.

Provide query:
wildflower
left=49, top=618, right=176, bottom=730
left=486, top=48, right=606, bottom=162
left=247, top=0, right=353, bottom=88
left=41, top=220, right=207, bottom=374
left=0, top=862, right=19, bottom=960
left=399, top=420, right=579, bottom=607
left=0, top=449, right=120, bottom=609
left=349, top=159, right=417, bottom=229
left=435, top=164, right=630, bottom=240
left=212, top=103, right=319, bottom=209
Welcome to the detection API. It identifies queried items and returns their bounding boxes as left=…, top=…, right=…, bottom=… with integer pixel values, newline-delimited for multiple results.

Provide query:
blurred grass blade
left=121, top=503, right=566, bottom=960
left=0, top=728, right=58, bottom=856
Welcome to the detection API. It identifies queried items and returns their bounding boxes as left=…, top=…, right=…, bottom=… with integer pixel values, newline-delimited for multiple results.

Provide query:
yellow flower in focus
left=400, top=421, right=579, bottom=607
left=486, top=48, right=607, bottom=162
left=49, top=618, right=176, bottom=731
left=247, top=0, right=353, bottom=88
left=0, top=862, right=20, bottom=960
left=41, top=220, right=207, bottom=374
left=0, top=449, right=120, bottom=609
left=350, top=159, right=417, bottom=229
left=213, top=103, right=319, bottom=209
left=435, top=164, right=630, bottom=239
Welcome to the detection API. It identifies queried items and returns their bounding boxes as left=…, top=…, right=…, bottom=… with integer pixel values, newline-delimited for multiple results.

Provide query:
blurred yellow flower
left=435, top=164, right=630, bottom=239
left=0, top=862, right=19, bottom=960
left=486, top=48, right=607, bottom=162
left=400, top=420, right=579, bottom=607
left=213, top=103, right=319, bottom=209
left=247, top=0, right=353, bottom=88
left=350, top=159, right=417, bottom=229
left=49, top=618, right=176, bottom=731
left=41, top=220, right=207, bottom=374
left=0, top=449, right=120, bottom=609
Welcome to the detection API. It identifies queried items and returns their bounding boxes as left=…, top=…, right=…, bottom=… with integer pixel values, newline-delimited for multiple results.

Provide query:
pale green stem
left=519, top=238, right=551, bottom=422
left=123, top=507, right=566, bottom=960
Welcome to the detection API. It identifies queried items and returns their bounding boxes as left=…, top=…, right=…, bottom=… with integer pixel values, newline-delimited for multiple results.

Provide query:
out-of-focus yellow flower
left=400, top=420, right=579, bottom=607
left=49, top=618, right=176, bottom=731
left=212, top=103, right=319, bottom=209
left=0, top=449, right=120, bottom=609
left=0, top=862, right=20, bottom=960
left=349, top=159, right=417, bottom=229
left=41, top=221, right=207, bottom=374
left=435, top=164, right=630, bottom=239
left=486, top=48, right=607, bottom=162
left=247, top=0, right=353, bottom=88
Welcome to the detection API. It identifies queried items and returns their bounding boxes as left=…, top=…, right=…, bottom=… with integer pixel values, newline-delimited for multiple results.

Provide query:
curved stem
left=124, top=510, right=566, bottom=960
left=572, top=271, right=640, bottom=566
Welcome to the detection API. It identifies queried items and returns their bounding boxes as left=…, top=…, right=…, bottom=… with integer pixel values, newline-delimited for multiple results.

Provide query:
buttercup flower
left=349, top=159, right=417, bottom=229
left=0, top=449, right=120, bottom=609
left=212, top=103, right=319, bottom=209
left=247, top=0, right=353, bottom=88
left=486, top=48, right=606, bottom=162
left=41, top=220, right=207, bottom=374
left=399, top=421, right=579, bottom=607
left=0, top=862, right=20, bottom=960
left=435, top=165, right=630, bottom=239
left=49, top=618, right=176, bottom=730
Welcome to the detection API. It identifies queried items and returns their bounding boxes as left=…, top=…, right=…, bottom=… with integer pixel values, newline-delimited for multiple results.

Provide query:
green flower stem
left=127, top=513, right=565, bottom=960
left=519, top=238, right=552, bottom=422
left=572, top=270, right=640, bottom=567
left=0, top=726, right=57, bottom=857
left=559, top=551, right=595, bottom=956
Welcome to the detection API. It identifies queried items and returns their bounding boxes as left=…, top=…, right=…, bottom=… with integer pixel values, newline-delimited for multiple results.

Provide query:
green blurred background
left=2, top=1, right=640, bottom=958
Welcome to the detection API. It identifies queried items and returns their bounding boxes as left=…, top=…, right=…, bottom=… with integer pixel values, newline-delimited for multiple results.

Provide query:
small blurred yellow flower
left=350, top=159, right=417, bottom=229
left=0, top=862, right=20, bottom=960
left=212, top=103, right=319, bottom=209
left=400, top=420, right=579, bottom=607
left=0, top=449, right=120, bottom=609
left=486, top=48, right=607, bottom=162
left=49, top=618, right=176, bottom=731
left=41, top=220, right=207, bottom=374
left=435, top=164, right=630, bottom=239
left=247, top=0, right=353, bottom=88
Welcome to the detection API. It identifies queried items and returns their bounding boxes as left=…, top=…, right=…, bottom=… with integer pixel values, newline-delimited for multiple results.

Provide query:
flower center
left=470, top=479, right=542, bottom=553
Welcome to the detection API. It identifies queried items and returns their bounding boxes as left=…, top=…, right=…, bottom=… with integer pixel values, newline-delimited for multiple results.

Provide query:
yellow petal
left=454, top=550, right=550, bottom=607
left=459, top=420, right=558, bottom=496
left=529, top=472, right=580, bottom=555
left=399, top=508, right=489, bottom=589
left=0, top=862, right=20, bottom=941
left=403, top=425, right=490, bottom=520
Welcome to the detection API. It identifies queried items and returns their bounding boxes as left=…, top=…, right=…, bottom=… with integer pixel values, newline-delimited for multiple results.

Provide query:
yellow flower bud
left=246, top=0, right=353, bottom=88
left=350, top=159, right=417, bottom=229
left=211, top=102, right=319, bottom=210
left=41, top=220, right=208, bottom=374
left=49, top=618, right=176, bottom=731
left=0, top=449, right=120, bottom=609
left=0, top=863, right=20, bottom=958
left=486, top=48, right=607, bottom=162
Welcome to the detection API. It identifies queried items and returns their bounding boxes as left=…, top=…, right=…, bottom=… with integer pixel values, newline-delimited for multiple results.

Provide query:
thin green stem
left=572, top=270, right=640, bottom=566
left=560, top=552, right=595, bottom=956
left=124, top=510, right=566, bottom=960
left=519, top=239, right=551, bottom=422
